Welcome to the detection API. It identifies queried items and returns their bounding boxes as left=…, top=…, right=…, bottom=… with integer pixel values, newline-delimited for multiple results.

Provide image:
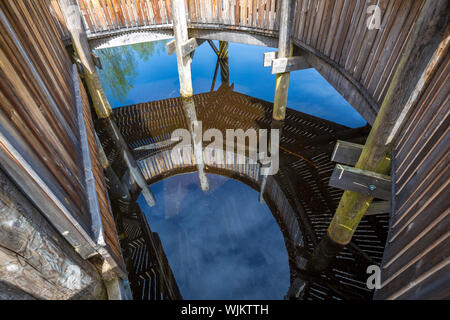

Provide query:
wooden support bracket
left=263, top=51, right=277, bottom=67
left=180, top=38, right=205, bottom=56
left=271, top=56, right=310, bottom=74
left=166, top=38, right=206, bottom=57
left=331, top=140, right=364, bottom=166
left=329, top=164, right=392, bottom=200
left=166, top=39, right=176, bottom=55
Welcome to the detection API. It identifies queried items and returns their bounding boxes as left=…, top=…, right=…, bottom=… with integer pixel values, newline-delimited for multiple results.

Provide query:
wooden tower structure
left=0, top=0, right=448, bottom=300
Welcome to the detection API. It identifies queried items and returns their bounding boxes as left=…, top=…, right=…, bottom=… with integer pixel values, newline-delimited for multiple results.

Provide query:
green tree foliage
left=96, top=40, right=166, bottom=103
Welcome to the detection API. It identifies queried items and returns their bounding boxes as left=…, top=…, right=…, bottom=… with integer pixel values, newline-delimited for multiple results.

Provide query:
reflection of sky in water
left=97, top=40, right=366, bottom=299
left=138, top=173, right=289, bottom=299
left=97, top=40, right=366, bottom=128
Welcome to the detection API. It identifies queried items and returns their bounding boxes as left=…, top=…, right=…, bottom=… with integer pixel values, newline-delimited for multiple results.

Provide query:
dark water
left=96, top=40, right=365, bottom=299
left=138, top=173, right=289, bottom=299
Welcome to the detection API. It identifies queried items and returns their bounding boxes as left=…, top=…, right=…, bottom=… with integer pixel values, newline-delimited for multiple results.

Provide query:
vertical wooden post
left=272, top=0, right=294, bottom=121
left=58, top=0, right=156, bottom=207
left=219, top=41, right=229, bottom=85
left=58, top=0, right=111, bottom=118
left=171, top=0, right=209, bottom=191
left=260, top=0, right=294, bottom=201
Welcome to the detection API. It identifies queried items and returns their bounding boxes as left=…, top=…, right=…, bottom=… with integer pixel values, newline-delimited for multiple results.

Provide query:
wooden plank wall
left=374, top=42, right=450, bottom=300
left=291, top=0, right=425, bottom=112
left=0, top=1, right=121, bottom=265
left=0, top=1, right=91, bottom=231
left=186, top=0, right=281, bottom=32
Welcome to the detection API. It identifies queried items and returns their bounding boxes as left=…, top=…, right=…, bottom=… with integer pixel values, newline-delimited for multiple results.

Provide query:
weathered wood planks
left=0, top=1, right=124, bottom=270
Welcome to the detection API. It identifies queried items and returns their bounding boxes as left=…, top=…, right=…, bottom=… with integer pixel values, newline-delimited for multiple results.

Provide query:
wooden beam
left=180, top=38, right=206, bottom=56
left=261, top=0, right=295, bottom=201
left=219, top=41, right=229, bottom=85
left=271, top=56, right=310, bottom=74
left=329, top=165, right=391, bottom=201
left=331, top=140, right=364, bottom=166
left=59, top=0, right=156, bottom=208
left=166, top=39, right=176, bottom=55
left=91, top=52, right=102, bottom=69
left=325, top=0, right=449, bottom=245
left=207, top=40, right=219, bottom=56
left=73, top=64, right=104, bottom=247
left=58, top=0, right=111, bottom=119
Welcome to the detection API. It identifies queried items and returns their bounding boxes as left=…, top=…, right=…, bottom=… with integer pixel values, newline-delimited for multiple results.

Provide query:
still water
left=96, top=40, right=365, bottom=299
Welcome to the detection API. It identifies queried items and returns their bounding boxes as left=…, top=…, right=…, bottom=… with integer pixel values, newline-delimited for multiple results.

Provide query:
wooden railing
left=51, top=0, right=281, bottom=37
left=186, top=0, right=281, bottom=31
left=77, top=0, right=172, bottom=33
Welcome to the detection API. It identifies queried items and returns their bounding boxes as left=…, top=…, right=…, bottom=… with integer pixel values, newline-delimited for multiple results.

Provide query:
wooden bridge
left=50, top=0, right=431, bottom=125
left=0, top=0, right=448, bottom=300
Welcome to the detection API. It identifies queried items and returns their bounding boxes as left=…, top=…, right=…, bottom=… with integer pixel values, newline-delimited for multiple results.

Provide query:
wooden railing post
left=58, top=0, right=156, bottom=208
left=171, top=0, right=209, bottom=191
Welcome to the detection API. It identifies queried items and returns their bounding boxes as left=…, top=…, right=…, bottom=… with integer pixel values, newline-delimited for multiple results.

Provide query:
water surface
left=97, top=39, right=367, bottom=299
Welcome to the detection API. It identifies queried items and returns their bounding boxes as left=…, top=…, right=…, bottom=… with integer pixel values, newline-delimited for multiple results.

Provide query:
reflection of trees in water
left=96, top=40, right=167, bottom=102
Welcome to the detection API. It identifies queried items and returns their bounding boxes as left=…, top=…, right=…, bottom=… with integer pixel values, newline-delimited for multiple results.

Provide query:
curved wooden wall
left=0, top=1, right=122, bottom=266
left=375, top=40, right=449, bottom=300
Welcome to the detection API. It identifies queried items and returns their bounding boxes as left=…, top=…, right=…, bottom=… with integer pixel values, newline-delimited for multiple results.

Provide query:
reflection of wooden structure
left=0, top=0, right=448, bottom=300
left=109, top=85, right=387, bottom=299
